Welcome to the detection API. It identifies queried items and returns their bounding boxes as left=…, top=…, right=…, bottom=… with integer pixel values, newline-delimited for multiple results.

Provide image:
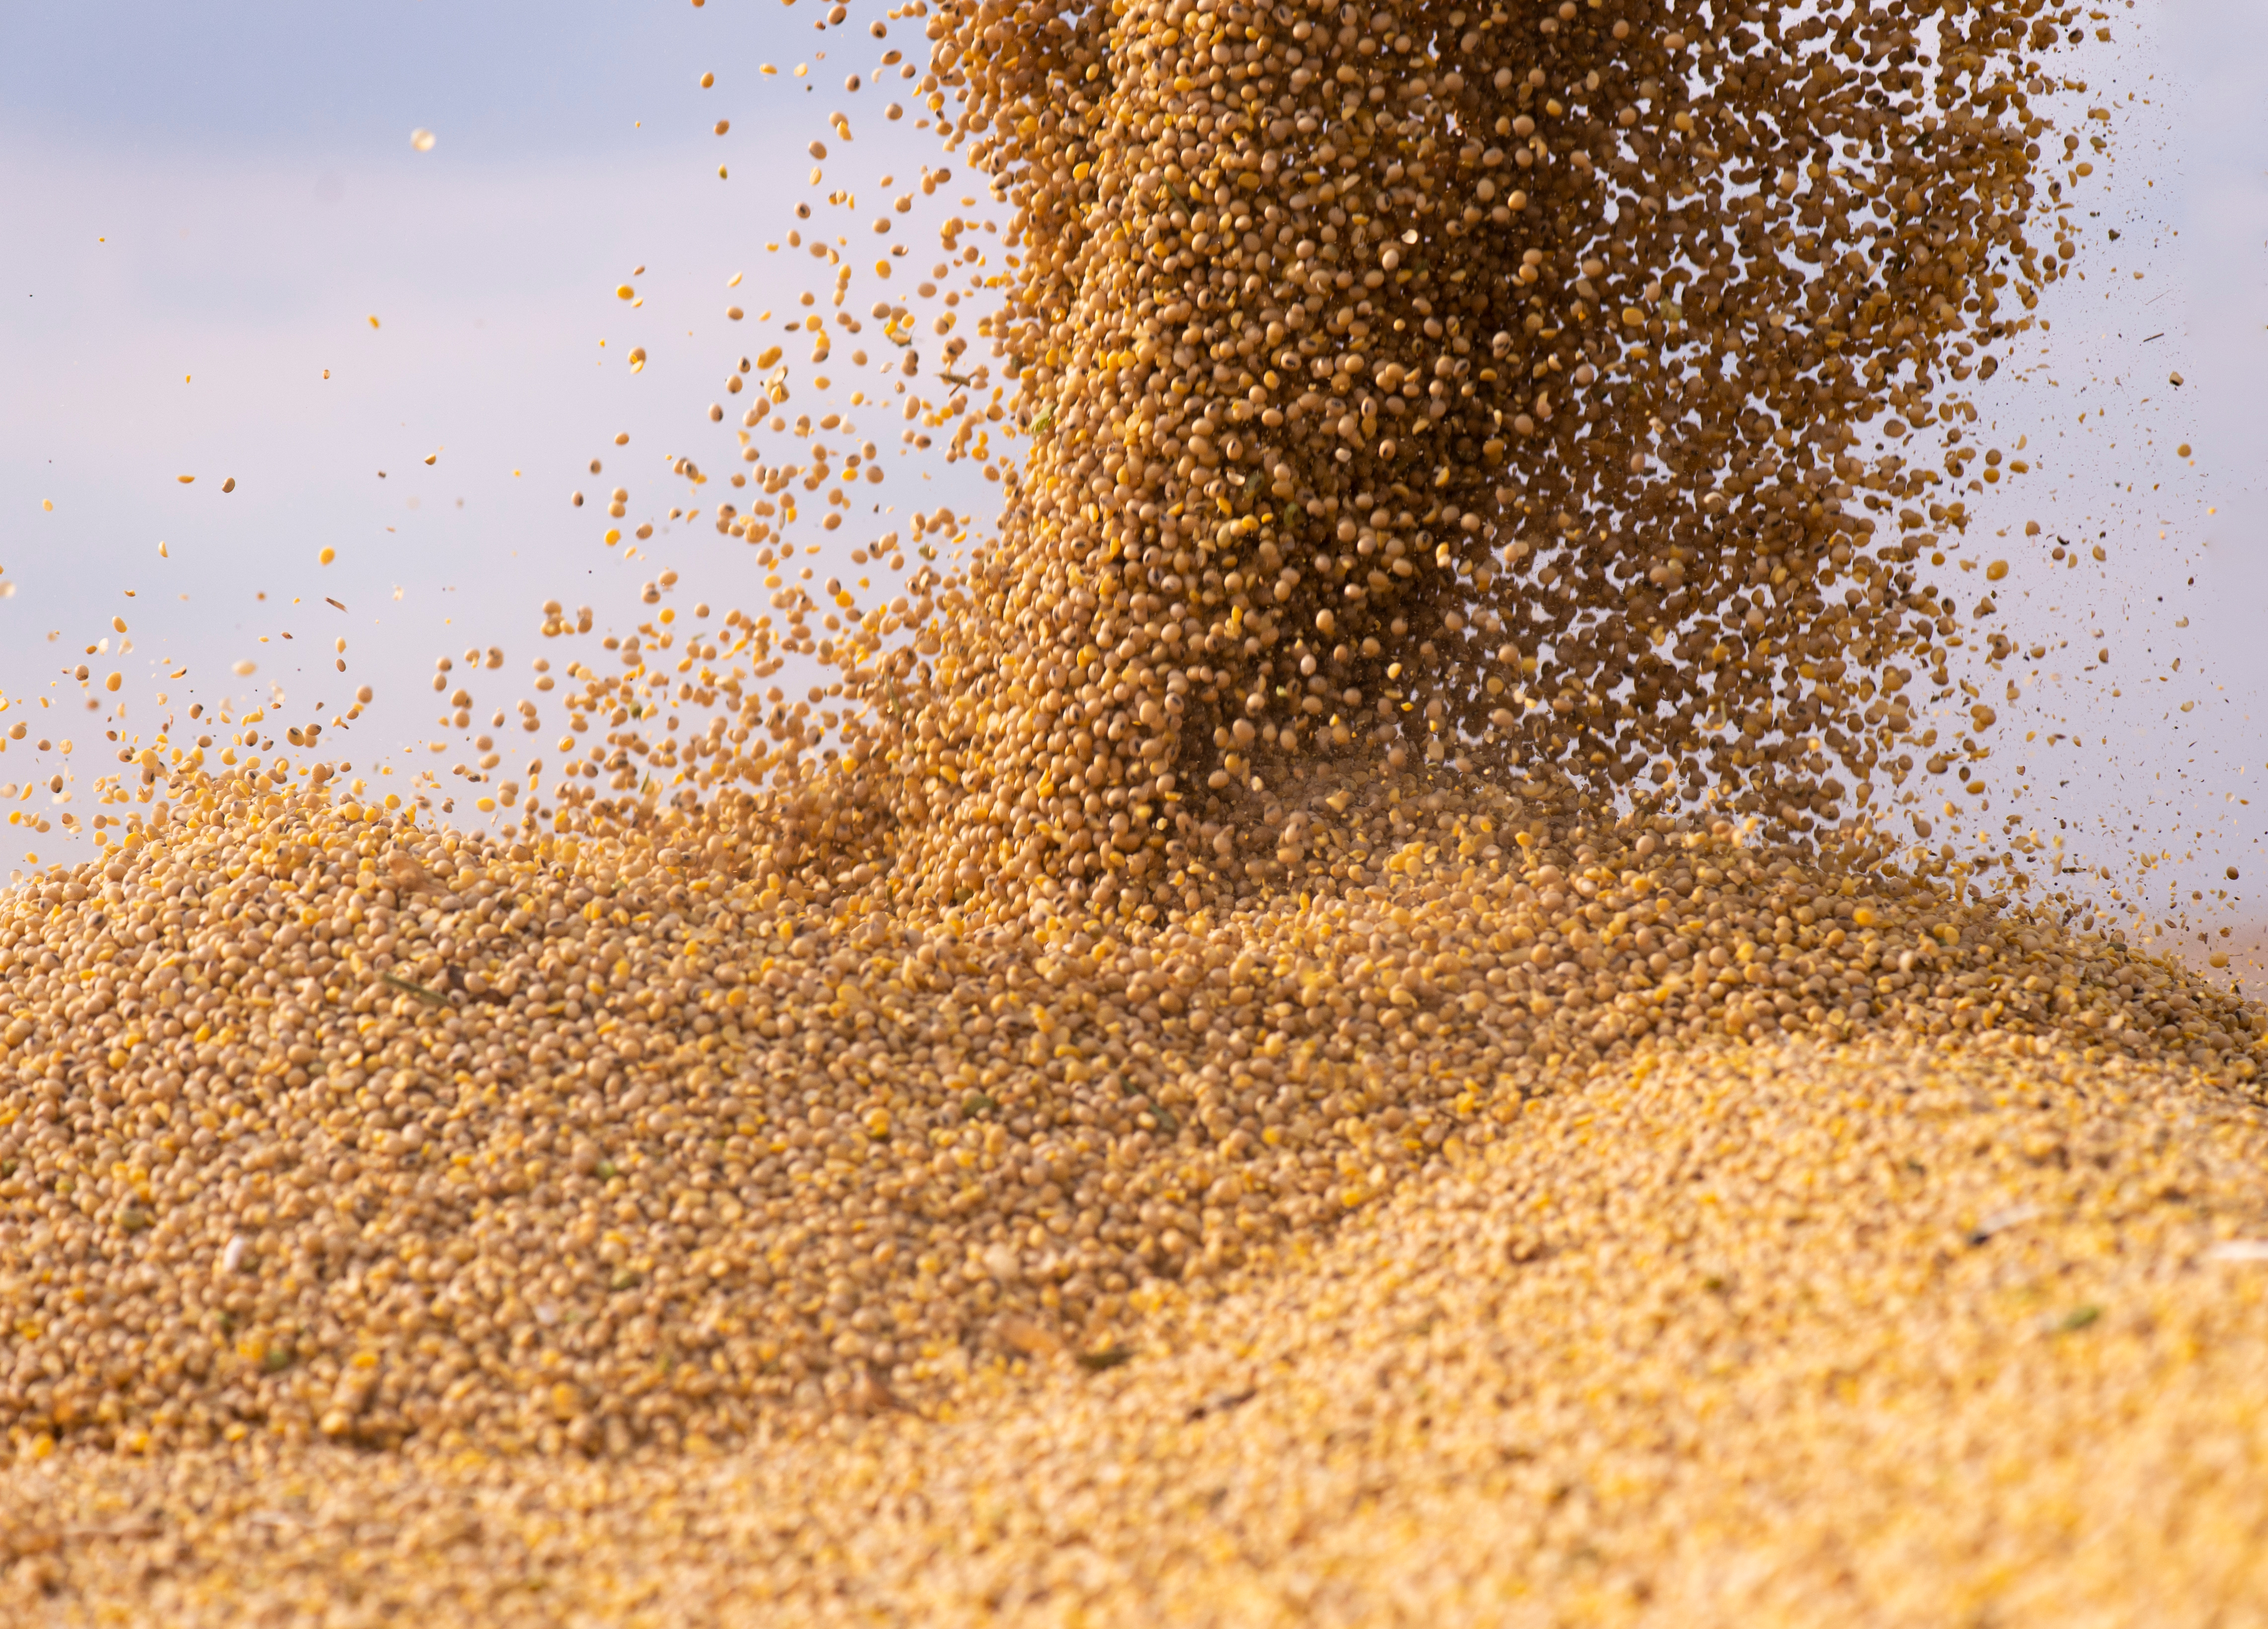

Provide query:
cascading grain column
left=918, top=0, right=1518, bottom=916
left=911, top=0, right=2071, bottom=914
left=912, top=0, right=1254, bottom=917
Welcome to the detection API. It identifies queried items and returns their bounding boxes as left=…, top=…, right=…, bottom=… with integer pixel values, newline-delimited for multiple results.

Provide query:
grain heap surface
left=6, top=1044, right=2268, bottom=1625
left=3, top=784, right=2259, bottom=1460
left=8, top=0, right=2268, bottom=1620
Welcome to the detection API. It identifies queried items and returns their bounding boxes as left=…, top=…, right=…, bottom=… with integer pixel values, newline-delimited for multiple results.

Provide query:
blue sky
left=3, top=0, right=759, bottom=161
left=2, top=0, right=990, bottom=868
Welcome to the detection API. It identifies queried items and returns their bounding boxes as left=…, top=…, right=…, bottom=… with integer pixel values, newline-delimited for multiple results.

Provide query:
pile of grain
left=7, top=1043, right=2267, bottom=1623
left=1, top=778, right=2253, bottom=1457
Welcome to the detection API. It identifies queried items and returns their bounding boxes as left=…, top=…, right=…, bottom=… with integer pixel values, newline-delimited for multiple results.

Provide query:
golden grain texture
left=5, top=1043, right=2267, bottom=1625
left=3, top=0, right=2237, bottom=1617
left=1, top=775, right=2256, bottom=1462
left=845, top=0, right=2087, bottom=921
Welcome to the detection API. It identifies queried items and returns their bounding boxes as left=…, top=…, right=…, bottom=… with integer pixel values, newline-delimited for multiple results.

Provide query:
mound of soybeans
left=9, top=0, right=2268, bottom=1620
